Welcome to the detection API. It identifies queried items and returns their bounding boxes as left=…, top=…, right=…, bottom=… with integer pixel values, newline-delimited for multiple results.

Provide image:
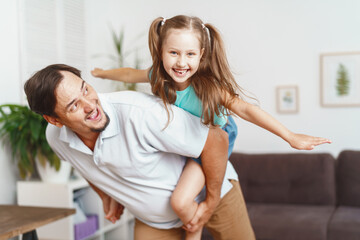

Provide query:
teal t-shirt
left=175, top=85, right=227, bottom=127
left=148, top=69, right=227, bottom=127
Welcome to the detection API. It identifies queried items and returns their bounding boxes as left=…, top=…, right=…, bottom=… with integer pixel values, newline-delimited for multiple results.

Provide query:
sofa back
left=337, top=150, right=360, bottom=207
left=229, top=153, right=336, bottom=205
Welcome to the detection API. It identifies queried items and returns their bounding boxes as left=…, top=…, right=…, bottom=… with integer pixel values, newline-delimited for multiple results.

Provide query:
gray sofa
left=201, top=150, right=360, bottom=240
left=328, top=150, right=360, bottom=240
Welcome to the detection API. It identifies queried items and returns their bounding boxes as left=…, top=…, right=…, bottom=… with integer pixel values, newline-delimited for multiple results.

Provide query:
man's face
left=52, top=71, right=109, bottom=137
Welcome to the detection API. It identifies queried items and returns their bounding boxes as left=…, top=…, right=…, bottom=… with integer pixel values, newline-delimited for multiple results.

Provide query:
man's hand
left=87, top=180, right=125, bottom=224
left=183, top=199, right=219, bottom=233
left=102, top=194, right=124, bottom=224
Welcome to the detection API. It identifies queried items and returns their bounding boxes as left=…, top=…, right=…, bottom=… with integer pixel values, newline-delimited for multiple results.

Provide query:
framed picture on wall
left=320, top=52, right=360, bottom=107
left=276, top=86, right=299, bottom=114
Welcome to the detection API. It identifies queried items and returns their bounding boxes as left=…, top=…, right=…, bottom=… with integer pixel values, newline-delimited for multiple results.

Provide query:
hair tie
left=161, top=18, right=167, bottom=26
left=202, top=23, right=211, bottom=47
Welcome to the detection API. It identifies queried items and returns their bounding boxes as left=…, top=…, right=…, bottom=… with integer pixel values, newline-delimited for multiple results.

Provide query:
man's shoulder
left=101, top=91, right=159, bottom=105
left=46, top=123, right=59, bottom=140
left=100, top=91, right=163, bottom=110
left=45, top=124, right=63, bottom=151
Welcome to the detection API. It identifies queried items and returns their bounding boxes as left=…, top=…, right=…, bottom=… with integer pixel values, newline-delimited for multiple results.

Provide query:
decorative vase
left=36, top=158, right=72, bottom=183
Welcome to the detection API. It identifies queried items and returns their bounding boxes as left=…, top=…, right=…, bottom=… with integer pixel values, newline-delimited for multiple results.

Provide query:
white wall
left=0, top=0, right=22, bottom=204
left=1, top=0, right=359, bottom=203
left=85, top=0, right=360, bottom=157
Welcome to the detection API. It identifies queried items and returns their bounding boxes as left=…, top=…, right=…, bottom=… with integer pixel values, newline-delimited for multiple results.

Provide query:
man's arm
left=187, top=127, right=229, bottom=231
left=87, top=180, right=124, bottom=223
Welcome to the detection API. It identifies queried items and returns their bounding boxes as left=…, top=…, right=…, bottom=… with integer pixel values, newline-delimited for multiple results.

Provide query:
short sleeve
left=142, top=103, right=209, bottom=158
left=148, top=68, right=153, bottom=79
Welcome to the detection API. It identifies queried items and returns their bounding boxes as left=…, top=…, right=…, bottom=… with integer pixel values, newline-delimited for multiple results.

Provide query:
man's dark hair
left=24, top=64, right=81, bottom=117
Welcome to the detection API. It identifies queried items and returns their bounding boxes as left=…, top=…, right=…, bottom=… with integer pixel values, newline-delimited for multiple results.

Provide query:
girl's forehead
left=166, top=28, right=200, bottom=37
left=164, top=28, right=202, bottom=45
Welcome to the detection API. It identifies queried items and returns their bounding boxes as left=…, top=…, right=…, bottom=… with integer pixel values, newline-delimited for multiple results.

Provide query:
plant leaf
left=0, top=104, right=61, bottom=178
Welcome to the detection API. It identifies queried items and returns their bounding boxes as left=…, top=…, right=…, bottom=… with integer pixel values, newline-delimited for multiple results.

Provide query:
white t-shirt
left=46, top=91, right=238, bottom=229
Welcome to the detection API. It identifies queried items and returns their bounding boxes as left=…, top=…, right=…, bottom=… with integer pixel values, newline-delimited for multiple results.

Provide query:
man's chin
left=91, top=112, right=110, bottom=133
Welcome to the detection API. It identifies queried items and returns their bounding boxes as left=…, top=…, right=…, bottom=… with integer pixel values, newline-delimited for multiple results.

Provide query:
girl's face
left=162, top=29, right=204, bottom=91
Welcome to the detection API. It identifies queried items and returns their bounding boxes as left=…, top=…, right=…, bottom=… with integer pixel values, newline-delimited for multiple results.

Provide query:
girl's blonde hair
left=148, top=15, right=243, bottom=126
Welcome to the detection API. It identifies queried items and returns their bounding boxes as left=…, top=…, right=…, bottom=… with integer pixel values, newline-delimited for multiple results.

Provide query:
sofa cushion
left=247, top=203, right=335, bottom=240
left=337, top=150, right=360, bottom=207
left=229, top=153, right=336, bottom=205
left=328, top=206, right=360, bottom=240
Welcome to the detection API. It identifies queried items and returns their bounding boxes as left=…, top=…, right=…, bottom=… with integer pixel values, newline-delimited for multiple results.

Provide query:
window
left=19, top=0, right=86, bottom=83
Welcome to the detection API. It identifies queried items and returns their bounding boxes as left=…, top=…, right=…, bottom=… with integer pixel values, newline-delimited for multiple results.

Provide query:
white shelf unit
left=17, top=178, right=134, bottom=240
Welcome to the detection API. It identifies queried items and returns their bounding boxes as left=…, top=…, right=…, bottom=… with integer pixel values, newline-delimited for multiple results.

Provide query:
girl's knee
left=171, top=193, right=192, bottom=216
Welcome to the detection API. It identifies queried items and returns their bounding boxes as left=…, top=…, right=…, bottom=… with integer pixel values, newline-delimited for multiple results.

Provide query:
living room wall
left=0, top=0, right=22, bottom=205
left=0, top=0, right=359, bottom=204
left=85, top=0, right=360, bottom=157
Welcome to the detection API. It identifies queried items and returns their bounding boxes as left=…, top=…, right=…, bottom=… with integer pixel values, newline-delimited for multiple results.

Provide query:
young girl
left=92, top=15, right=331, bottom=240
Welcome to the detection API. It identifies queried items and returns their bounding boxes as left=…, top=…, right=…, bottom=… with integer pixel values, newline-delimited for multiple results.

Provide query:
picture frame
left=276, top=86, right=299, bottom=114
left=320, top=52, right=360, bottom=107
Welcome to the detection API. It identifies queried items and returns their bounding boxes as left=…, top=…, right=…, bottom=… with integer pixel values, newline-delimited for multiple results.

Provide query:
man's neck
left=77, top=132, right=99, bottom=151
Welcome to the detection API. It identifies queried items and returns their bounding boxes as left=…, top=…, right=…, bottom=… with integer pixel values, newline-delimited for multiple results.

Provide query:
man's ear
left=43, top=115, right=63, bottom=128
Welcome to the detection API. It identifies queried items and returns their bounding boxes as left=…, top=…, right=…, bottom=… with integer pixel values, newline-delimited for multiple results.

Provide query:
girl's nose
left=177, top=56, right=186, bottom=67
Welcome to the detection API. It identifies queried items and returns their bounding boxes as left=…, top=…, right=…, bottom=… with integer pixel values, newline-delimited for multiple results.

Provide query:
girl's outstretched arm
left=91, top=67, right=150, bottom=83
left=228, top=96, right=331, bottom=150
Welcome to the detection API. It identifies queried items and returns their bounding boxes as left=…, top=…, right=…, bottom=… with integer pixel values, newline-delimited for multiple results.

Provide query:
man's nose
left=82, top=97, right=96, bottom=113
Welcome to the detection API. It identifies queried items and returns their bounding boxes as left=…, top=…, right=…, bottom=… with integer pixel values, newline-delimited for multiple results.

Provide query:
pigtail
left=205, top=24, right=241, bottom=110
left=148, top=17, right=176, bottom=128
left=191, top=23, right=239, bottom=126
left=148, top=17, right=162, bottom=63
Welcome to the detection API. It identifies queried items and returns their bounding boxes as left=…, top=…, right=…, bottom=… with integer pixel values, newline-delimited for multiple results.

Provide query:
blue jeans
left=193, top=115, right=238, bottom=164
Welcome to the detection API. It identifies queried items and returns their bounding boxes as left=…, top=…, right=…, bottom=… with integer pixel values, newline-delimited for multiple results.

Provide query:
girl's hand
left=288, top=133, right=332, bottom=150
left=91, top=68, right=105, bottom=78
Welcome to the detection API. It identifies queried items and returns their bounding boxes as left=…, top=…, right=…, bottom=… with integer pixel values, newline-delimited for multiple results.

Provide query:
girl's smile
left=161, top=29, right=204, bottom=91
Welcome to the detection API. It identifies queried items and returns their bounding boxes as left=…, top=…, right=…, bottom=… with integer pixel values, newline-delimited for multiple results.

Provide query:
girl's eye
left=188, top=52, right=195, bottom=56
left=84, top=87, right=88, bottom=95
left=170, top=51, right=177, bottom=55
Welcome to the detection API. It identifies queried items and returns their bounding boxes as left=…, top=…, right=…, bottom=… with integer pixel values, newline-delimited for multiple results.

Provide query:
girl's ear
left=200, top=48, right=205, bottom=59
left=43, top=115, right=64, bottom=128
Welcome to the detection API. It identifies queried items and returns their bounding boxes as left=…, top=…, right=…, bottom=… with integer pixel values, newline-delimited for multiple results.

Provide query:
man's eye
left=71, top=103, right=78, bottom=111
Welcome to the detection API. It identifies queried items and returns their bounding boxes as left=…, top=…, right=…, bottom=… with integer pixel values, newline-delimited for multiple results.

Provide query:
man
left=24, top=64, right=255, bottom=240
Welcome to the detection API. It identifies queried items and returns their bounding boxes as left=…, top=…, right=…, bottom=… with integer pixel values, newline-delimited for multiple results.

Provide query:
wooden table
left=0, top=205, right=75, bottom=240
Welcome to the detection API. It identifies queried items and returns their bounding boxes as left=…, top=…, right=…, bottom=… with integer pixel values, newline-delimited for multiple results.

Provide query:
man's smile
left=87, top=107, right=101, bottom=121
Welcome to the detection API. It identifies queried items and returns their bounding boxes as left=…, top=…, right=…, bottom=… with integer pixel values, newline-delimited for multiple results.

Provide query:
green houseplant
left=94, top=26, right=144, bottom=91
left=0, top=104, right=60, bottom=179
